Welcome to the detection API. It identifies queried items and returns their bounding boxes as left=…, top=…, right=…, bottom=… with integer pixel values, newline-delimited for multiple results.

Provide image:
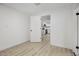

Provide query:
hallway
left=0, top=34, right=73, bottom=56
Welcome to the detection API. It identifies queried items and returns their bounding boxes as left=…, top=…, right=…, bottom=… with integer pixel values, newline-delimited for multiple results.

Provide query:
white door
left=30, top=16, right=41, bottom=42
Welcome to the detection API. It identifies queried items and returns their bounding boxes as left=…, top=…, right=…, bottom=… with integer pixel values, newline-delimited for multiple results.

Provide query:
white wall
left=50, top=6, right=73, bottom=49
left=0, top=5, right=30, bottom=51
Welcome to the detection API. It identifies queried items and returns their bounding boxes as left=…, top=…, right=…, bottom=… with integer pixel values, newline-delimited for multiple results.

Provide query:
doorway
left=41, top=15, right=51, bottom=42
left=30, top=13, right=52, bottom=43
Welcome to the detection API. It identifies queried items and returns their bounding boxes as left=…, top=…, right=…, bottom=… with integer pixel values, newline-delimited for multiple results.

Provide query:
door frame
left=39, top=12, right=53, bottom=44
left=73, top=6, right=79, bottom=55
left=30, top=12, right=53, bottom=44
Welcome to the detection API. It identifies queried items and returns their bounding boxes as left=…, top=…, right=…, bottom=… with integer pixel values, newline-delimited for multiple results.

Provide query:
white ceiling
left=2, top=3, right=79, bottom=15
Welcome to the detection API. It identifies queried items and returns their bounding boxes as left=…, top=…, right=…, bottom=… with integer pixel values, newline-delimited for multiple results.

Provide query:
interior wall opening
left=41, top=15, right=51, bottom=42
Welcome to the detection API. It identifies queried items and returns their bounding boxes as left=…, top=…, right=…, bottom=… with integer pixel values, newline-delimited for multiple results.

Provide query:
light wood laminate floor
left=0, top=34, right=73, bottom=56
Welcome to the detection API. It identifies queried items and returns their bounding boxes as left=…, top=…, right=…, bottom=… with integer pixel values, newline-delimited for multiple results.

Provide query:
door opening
left=41, top=15, right=51, bottom=42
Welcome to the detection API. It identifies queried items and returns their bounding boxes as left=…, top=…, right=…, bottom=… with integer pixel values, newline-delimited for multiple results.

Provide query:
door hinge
left=76, top=13, right=79, bottom=15
left=76, top=46, right=79, bottom=49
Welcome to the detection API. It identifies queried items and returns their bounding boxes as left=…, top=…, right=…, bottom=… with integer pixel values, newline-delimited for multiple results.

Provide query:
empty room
left=0, top=3, right=79, bottom=56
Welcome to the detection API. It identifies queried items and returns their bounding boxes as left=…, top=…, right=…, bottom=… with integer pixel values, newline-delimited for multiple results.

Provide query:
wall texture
left=50, top=6, right=73, bottom=49
left=0, top=5, right=30, bottom=51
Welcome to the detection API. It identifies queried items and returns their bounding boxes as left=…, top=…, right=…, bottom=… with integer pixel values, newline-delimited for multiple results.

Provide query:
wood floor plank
left=0, top=34, right=73, bottom=56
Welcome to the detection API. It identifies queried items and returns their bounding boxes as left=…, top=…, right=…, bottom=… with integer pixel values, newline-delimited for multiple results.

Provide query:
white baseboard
left=0, top=40, right=28, bottom=51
